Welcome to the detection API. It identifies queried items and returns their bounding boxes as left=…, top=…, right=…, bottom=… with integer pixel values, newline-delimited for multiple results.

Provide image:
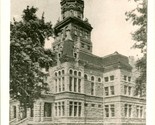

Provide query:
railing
left=10, top=118, right=28, bottom=125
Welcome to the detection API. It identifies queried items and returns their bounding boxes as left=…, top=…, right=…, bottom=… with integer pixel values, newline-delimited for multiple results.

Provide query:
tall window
left=105, top=87, right=109, bottom=96
left=128, top=87, right=132, bottom=95
left=44, top=103, right=52, bottom=117
left=105, top=105, right=109, bottom=117
left=62, top=102, right=65, bottom=116
left=78, top=103, right=82, bottom=116
left=129, top=105, right=132, bottom=117
left=91, top=82, right=95, bottom=95
left=124, top=75, right=127, bottom=81
left=69, top=102, right=73, bottom=116
left=58, top=102, right=61, bottom=116
left=59, top=78, right=61, bottom=92
left=55, top=103, right=57, bottom=116
left=55, top=79, right=57, bottom=93
left=69, top=77, right=72, bottom=91
left=136, top=106, right=139, bottom=118
left=124, top=104, right=128, bottom=117
left=74, top=102, right=77, bottom=116
left=78, top=79, right=81, bottom=92
left=140, top=106, right=143, bottom=118
left=128, top=76, right=131, bottom=82
left=124, top=85, right=127, bottom=95
left=69, top=101, right=82, bottom=117
left=110, top=86, right=115, bottom=95
left=110, top=104, right=115, bottom=117
left=13, top=106, right=16, bottom=118
left=62, top=77, right=65, bottom=91
left=74, top=78, right=77, bottom=92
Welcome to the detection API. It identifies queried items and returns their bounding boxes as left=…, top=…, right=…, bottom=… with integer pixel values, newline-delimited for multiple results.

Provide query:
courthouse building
left=10, top=0, right=146, bottom=125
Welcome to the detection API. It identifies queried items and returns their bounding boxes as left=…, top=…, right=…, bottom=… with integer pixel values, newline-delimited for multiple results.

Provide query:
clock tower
left=52, top=0, right=93, bottom=63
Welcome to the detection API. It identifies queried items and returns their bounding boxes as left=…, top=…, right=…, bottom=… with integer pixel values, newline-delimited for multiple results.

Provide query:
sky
left=11, top=0, right=141, bottom=58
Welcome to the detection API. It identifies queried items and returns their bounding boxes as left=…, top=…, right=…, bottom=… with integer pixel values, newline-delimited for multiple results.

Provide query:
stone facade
left=9, top=0, right=146, bottom=125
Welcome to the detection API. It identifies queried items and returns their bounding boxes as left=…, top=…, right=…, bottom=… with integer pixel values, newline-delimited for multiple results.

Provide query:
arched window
left=55, top=72, right=57, bottom=77
left=78, top=72, right=81, bottom=77
left=74, top=71, right=77, bottom=76
left=98, top=78, right=101, bottom=82
left=84, top=74, right=88, bottom=80
left=62, top=70, right=65, bottom=75
left=91, top=76, right=94, bottom=81
left=69, top=69, right=73, bottom=75
left=58, top=71, right=61, bottom=76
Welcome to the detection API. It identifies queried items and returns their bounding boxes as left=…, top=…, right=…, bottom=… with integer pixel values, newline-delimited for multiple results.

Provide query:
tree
left=10, top=6, right=56, bottom=109
left=125, top=0, right=147, bottom=96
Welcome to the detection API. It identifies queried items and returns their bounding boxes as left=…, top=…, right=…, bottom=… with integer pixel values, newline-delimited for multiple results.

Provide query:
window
left=78, top=72, right=81, bottom=77
left=84, top=74, right=88, bottom=80
left=105, top=87, right=109, bottom=96
left=110, top=86, right=115, bottom=95
left=91, top=76, right=94, bottom=81
left=69, top=102, right=73, bottom=116
left=58, top=102, right=61, bottom=116
left=62, top=70, right=65, bottom=75
left=128, top=76, right=131, bottom=82
left=62, top=77, right=65, bottom=91
left=74, top=71, right=77, bottom=76
left=104, top=77, right=109, bottom=82
left=128, top=87, right=132, bottom=95
left=58, top=71, right=61, bottom=76
left=55, top=103, right=57, bottom=116
left=74, top=78, right=77, bottom=92
left=110, top=75, right=114, bottom=81
left=124, top=85, right=127, bottom=95
left=91, top=82, right=95, bottom=95
left=74, top=53, right=77, bottom=58
left=98, top=78, right=101, bottom=82
left=124, top=75, right=127, bottom=81
left=55, top=72, right=57, bottom=77
left=98, top=104, right=102, bottom=108
left=124, top=104, right=128, bottom=117
left=13, top=106, right=16, bottom=118
left=91, top=104, right=95, bottom=107
left=105, top=105, right=109, bottom=117
left=140, top=106, right=143, bottom=118
left=44, top=103, right=52, bottom=117
left=110, top=105, right=115, bottom=117
left=136, top=106, right=139, bottom=117
left=74, top=102, right=77, bottom=116
left=69, top=77, right=72, bottom=91
left=129, top=105, right=132, bottom=117
left=30, top=107, right=34, bottom=117
left=78, top=103, right=82, bottom=116
left=69, top=69, right=73, bottom=75
left=78, top=79, right=81, bottom=92
left=59, top=78, right=61, bottom=92
left=69, top=101, right=82, bottom=117
left=62, top=102, right=65, bottom=116
left=85, top=103, right=88, bottom=107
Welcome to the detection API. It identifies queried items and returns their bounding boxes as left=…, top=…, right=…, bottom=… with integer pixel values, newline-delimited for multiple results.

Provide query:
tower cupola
left=60, top=0, right=84, bottom=20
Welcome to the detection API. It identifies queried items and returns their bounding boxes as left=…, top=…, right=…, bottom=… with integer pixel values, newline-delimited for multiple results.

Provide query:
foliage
left=10, top=6, right=55, bottom=108
left=125, top=0, right=147, bottom=96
